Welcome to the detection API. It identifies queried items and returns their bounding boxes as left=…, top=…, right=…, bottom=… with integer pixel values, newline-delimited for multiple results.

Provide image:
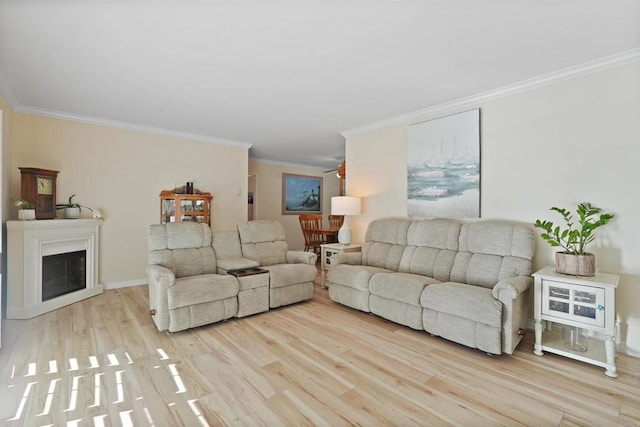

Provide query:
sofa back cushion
left=237, top=220, right=288, bottom=266
left=399, top=219, right=461, bottom=282
left=148, top=222, right=217, bottom=278
left=451, top=221, right=534, bottom=288
left=362, top=218, right=413, bottom=270
left=212, top=230, right=243, bottom=259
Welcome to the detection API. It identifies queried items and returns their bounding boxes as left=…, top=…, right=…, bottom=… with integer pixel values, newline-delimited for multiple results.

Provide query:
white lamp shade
left=331, top=196, right=361, bottom=216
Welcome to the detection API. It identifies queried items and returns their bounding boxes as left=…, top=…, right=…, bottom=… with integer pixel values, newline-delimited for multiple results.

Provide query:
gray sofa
left=147, top=220, right=316, bottom=332
left=327, top=217, right=534, bottom=354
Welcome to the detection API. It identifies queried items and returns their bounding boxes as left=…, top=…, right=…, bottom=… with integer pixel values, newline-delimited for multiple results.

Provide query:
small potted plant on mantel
left=534, top=202, right=614, bottom=276
left=11, top=196, right=36, bottom=220
left=56, top=194, right=105, bottom=220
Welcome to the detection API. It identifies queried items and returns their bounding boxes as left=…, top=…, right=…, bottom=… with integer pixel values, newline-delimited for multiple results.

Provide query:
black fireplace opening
left=42, top=250, right=87, bottom=301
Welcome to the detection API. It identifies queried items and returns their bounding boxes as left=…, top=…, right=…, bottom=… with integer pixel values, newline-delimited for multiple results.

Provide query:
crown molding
left=12, top=105, right=253, bottom=149
left=341, top=48, right=640, bottom=138
left=248, top=156, right=327, bottom=171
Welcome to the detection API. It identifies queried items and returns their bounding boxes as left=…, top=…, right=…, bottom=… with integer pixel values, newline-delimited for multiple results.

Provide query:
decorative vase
left=64, top=207, right=81, bottom=219
left=562, top=325, right=589, bottom=352
left=555, top=252, right=595, bottom=276
left=18, top=209, right=36, bottom=221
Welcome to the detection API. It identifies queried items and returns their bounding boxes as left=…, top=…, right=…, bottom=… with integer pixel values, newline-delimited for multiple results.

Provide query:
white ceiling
left=1, top=1, right=639, bottom=170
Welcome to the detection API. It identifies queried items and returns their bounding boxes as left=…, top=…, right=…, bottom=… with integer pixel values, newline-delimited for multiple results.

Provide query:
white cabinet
left=533, top=266, right=619, bottom=377
left=541, top=279, right=606, bottom=327
left=320, top=243, right=362, bottom=287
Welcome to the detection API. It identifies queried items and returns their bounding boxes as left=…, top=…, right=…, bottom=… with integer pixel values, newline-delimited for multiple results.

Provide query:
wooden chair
left=325, top=215, right=344, bottom=243
left=328, top=215, right=344, bottom=230
left=299, top=214, right=324, bottom=254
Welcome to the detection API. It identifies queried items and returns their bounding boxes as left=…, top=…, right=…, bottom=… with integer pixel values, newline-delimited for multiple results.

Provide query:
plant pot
left=18, top=209, right=36, bottom=221
left=64, top=207, right=81, bottom=219
left=555, top=252, right=595, bottom=276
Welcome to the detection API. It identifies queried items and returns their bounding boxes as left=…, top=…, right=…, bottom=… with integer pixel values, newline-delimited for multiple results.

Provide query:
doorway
left=248, top=173, right=256, bottom=221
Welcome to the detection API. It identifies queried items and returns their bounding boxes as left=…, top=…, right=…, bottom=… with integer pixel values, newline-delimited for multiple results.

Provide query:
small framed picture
left=282, top=173, right=323, bottom=215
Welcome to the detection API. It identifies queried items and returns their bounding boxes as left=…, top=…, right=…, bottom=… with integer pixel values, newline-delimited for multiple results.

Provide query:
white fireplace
left=7, top=219, right=103, bottom=319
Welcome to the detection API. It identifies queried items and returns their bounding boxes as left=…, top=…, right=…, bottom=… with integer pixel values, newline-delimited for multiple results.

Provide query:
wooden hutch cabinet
left=160, top=187, right=213, bottom=226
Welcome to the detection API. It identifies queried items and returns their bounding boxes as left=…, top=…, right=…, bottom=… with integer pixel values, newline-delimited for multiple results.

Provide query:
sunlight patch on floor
left=5, top=348, right=209, bottom=426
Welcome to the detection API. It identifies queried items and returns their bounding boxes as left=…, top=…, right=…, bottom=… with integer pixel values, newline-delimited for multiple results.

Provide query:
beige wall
left=1, top=92, right=12, bottom=326
left=346, top=62, right=640, bottom=351
left=248, top=160, right=340, bottom=251
left=0, top=92, right=11, bottom=244
left=9, top=113, right=249, bottom=286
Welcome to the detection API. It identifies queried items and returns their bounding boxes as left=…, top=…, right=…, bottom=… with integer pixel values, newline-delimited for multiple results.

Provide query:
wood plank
left=1, top=272, right=640, bottom=426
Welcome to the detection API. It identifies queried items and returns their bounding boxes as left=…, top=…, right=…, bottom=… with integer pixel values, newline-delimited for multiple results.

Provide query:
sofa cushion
left=420, top=282, right=502, bottom=327
left=238, top=220, right=287, bottom=242
left=328, top=264, right=391, bottom=291
left=458, top=221, right=533, bottom=260
left=172, top=247, right=218, bottom=278
left=451, top=222, right=533, bottom=288
left=148, top=223, right=218, bottom=278
left=399, top=246, right=458, bottom=282
left=212, top=230, right=244, bottom=259
left=167, top=274, right=239, bottom=309
left=369, top=272, right=440, bottom=305
left=263, top=263, right=317, bottom=289
left=166, top=222, right=212, bottom=249
left=361, top=218, right=413, bottom=270
left=407, top=219, right=460, bottom=250
left=365, top=217, right=412, bottom=245
left=237, top=221, right=289, bottom=266
left=363, top=243, right=405, bottom=270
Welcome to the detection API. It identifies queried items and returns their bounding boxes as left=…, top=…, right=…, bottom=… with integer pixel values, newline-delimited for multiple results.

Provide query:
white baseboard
left=617, top=343, right=640, bottom=358
left=103, top=278, right=146, bottom=290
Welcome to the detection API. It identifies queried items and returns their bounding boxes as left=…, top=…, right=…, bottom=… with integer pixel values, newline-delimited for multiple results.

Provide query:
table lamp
left=331, top=196, right=361, bottom=245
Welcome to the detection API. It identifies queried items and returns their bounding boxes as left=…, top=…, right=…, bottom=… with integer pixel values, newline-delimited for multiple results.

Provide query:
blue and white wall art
left=407, top=109, right=480, bottom=218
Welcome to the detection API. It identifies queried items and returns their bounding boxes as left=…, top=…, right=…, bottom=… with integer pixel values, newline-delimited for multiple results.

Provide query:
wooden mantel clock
left=19, top=167, right=59, bottom=219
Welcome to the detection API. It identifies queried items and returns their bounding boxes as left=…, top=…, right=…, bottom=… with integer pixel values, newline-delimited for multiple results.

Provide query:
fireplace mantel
left=7, top=219, right=103, bottom=319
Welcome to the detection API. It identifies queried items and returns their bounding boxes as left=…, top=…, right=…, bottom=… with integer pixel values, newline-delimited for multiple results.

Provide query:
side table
left=320, top=243, right=362, bottom=288
left=532, top=266, right=619, bottom=377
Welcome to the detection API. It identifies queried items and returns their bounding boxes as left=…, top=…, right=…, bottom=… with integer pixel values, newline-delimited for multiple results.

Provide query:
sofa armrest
left=216, top=256, right=259, bottom=274
left=145, top=264, right=176, bottom=331
left=492, top=275, right=532, bottom=301
left=286, top=250, right=317, bottom=265
left=492, top=275, right=533, bottom=354
left=331, top=252, right=362, bottom=266
left=146, top=264, right=176, bottom=288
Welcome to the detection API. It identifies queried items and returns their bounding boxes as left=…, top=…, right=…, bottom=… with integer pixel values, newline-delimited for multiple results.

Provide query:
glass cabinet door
left=161, top=199, right=176, bottom=224
left=542, top=279, right=605, bottom=327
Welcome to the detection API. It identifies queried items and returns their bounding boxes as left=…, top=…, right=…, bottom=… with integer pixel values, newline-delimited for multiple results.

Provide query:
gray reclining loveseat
left=147, top=220, right=316, bottom=332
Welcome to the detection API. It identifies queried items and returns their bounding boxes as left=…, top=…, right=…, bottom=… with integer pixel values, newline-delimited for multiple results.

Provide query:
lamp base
left=337, top=227, right=352, bottom=245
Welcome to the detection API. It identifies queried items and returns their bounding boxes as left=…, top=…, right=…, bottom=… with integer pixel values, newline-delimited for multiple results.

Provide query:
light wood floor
left=1, top=273, right=640, bottom=426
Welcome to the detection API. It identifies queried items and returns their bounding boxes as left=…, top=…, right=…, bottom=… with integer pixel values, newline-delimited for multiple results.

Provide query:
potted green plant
left=534, top=202, right=614, bottom=276
left=56, top=194, right=82, bottom=218
left=11, top=196, right=36, bottom=220
left=56, top=194, right=105, bottom=220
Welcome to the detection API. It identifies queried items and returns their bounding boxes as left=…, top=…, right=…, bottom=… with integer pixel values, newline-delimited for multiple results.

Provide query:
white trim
left=12, top=105, right=253, bottom=149
left=103, top=278, right=147, bottom=290
left=341, top=48, right=640, bottom=137
left=617, top=343, right=640, bottom=358
left=249, top=157, right=328, bottom=171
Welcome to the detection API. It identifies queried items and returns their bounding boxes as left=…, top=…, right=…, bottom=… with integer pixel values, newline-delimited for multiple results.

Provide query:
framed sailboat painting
left=406, top=109, right=480, bottom=218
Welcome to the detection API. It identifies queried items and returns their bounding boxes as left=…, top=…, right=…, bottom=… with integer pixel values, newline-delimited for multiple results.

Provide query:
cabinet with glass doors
left=533, top=266, right=619, bottom=377
left=160, top=188, right=213, bottom=226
